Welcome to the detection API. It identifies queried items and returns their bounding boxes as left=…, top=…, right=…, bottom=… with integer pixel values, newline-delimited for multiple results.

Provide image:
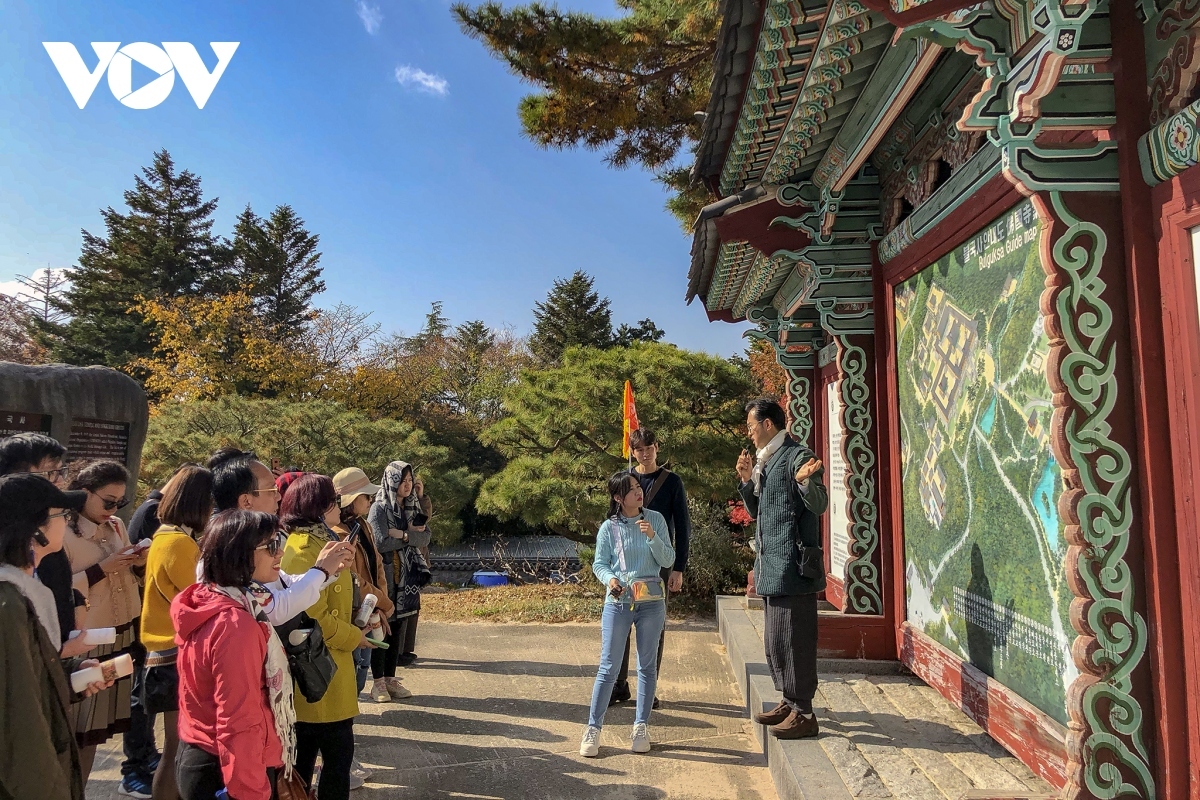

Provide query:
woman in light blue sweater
left=580, top=472, right=676, bottom=758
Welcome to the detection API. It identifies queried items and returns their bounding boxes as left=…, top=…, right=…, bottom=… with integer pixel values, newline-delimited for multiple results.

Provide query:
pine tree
left=405, top=301, right=451, bottom=350
left=529, top=271, right=614, bottom=364
left=453, top=0, right=719, bottom=225
left=232, top=204, right=326, bottom=339
left=38, top=150, right=225, bottom=369
left=614, top=318, right=666, bottom=347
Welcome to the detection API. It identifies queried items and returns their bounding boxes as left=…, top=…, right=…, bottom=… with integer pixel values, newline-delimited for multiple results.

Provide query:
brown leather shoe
left=753, top=701, right=792, bottom=726
left=770, top=711, right=819, bottom=739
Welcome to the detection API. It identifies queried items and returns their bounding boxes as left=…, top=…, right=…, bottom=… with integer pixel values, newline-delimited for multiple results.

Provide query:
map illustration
left=894, top=198, right=1074, bottom=725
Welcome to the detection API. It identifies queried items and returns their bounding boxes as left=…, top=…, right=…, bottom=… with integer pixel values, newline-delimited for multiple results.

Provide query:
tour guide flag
left=622, top=381, right=640, bottom=459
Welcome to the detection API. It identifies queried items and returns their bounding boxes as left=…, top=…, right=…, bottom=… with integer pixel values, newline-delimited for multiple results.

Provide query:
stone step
left=715, top=596, right=1055, bottom=800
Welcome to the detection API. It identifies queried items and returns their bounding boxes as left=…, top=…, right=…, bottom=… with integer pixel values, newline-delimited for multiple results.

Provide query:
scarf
left=209, top=584, right=298, bottom=778
left=0, top=563, right=61, bottom=646
left=751, top=430, right=789, bottom=496
left=375, top=461, right=423, bottom=532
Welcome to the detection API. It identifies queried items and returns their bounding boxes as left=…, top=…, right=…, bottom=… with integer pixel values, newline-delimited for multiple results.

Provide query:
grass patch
left=420, top=583, right=720, bottom=623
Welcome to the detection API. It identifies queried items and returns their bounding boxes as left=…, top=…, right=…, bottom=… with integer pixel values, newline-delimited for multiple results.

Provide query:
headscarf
left=209, top=584, right=298, bottom=777
left=374, top=461, right=422, bottom=532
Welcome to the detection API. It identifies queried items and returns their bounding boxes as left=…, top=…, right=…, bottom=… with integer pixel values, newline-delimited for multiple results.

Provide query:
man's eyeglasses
left=256, top=534, right=286, bottom=557
left=20, top=467, right=68, bottom=481
left=252, top=486, right=280, bottom=495
left=97, top=496, right=130, bottom=511
left=747, top=419, right=764, bottom=434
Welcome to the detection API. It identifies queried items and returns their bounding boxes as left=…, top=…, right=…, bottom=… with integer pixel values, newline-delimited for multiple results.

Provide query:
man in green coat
left=736, top=398, right=828, bottom=739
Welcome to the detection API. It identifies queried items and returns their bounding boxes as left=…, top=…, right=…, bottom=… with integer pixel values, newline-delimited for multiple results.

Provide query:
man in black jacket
left=737, top=398, right=827, bottom=739
left=610, top=428, right=691, bottom=708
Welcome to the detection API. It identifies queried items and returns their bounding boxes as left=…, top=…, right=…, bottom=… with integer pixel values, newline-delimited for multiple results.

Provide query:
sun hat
left=332, top=467, right=382, bottom=507
left=0, top=473, right=87, bottom=523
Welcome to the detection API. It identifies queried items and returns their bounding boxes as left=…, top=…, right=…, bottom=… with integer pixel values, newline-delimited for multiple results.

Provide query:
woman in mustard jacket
left=280, top=474, right=371, bottom=800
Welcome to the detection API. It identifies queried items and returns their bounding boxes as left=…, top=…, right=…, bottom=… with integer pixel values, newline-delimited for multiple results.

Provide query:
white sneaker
left=631, top=722, right=651, bottom=753
left=579, top=725, right=601, bottom=757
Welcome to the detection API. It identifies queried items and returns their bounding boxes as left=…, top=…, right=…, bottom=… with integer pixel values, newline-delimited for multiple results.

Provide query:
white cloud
left=394, top=65, right=449, bottom=96
left=0, top=268, right=71, bottom=300
left=356, top=1, right=383, bottom=34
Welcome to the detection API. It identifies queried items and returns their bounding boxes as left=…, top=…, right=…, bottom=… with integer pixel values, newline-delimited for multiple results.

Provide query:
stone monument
left=0, top=362, right=149, bottom=506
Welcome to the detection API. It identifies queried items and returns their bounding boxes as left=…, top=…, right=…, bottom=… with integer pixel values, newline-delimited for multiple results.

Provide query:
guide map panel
left=894, top=198, right=1072, bottom=724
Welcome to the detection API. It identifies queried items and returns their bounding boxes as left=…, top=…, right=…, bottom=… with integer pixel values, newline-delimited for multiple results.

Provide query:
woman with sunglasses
left=141, top=464, right=214, bottom=800
left=280, top=473, right=371, bottom=800
left=61, top=460, right=143, bottom=783
left=171, top=511, right=294, bottom=800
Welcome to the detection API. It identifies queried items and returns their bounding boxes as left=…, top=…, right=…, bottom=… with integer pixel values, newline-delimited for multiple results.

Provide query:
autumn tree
left=0, top=294, right=44, bottom=364
left=38, top=150, right=225, bottom=371
left=747, top=339, right=788, bottom=398
left=231, top=204, right=326, bottom=339
left=476, top=341, right=753, bottom=541
left=134, top=293, right=301, bottom=401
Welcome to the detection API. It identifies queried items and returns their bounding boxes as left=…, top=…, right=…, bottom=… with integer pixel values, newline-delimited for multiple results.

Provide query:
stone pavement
left=86, top=619, right=776, bottom=800
left=719, top=597, right=1055, bottom=800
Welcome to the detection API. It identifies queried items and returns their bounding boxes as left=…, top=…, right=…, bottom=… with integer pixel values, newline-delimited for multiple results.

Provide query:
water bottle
left=354, top=593, right=378, bottom=627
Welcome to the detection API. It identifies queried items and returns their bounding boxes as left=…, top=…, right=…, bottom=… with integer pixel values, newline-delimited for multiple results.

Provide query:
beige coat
left=64, top=516, right=141, bottom=630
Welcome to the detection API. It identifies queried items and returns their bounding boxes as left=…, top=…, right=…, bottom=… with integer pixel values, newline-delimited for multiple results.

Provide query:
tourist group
left=0, top=397, right=827, bottom=800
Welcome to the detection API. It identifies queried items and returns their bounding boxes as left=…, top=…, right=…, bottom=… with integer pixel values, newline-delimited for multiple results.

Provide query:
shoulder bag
left=273, top=576, right=338, bottom=704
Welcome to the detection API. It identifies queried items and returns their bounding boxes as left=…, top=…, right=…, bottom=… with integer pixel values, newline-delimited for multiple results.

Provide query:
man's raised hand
left=795, top=458, right=822, bottom=484
left=736, top=450, right=754, bottom=483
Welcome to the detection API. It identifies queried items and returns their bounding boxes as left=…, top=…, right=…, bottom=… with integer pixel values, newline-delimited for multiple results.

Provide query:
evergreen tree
left=405, top=301, right=451, bottom=350
left=453, top=0, right=719, bottom=225
left=232, top=204, right=326, bottom=339
left=529, top=271, right=614, bottom=364
left=39, top=150, right=224, bottom=369
left=614, top=318, right=666, bottom=347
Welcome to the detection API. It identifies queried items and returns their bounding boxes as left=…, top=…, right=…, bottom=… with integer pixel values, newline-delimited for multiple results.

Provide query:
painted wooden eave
left=695, top=0, right=767, bottom=192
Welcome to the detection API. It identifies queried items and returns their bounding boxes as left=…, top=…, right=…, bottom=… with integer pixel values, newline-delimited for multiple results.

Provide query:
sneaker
left=579, top=725, right=601, bottom=757
left=631, top=722, right=651, bottom=753
left=118, top=776, right=153, bottom=799
left=386, top=676, right=413, bottom=700
left=350, top=759, right=370, bottom=790
left=370, top=679, right=391, bottom=703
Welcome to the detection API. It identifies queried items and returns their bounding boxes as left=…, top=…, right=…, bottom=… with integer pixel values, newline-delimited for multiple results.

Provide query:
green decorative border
left=788, top=373, right=814, bottom=447
left=838, top=337, right=882, bottom=614
left=1139, top=96, right=1200, bottom=185
left=1047, top=191, right=1154, bottom=800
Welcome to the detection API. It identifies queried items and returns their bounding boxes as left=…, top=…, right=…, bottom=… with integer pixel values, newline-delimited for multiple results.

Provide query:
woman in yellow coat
left=279, top=474, right=372, bottom=800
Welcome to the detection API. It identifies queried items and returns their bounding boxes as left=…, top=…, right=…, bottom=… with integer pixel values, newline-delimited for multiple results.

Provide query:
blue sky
left=0, top=0, right=749, bottom=357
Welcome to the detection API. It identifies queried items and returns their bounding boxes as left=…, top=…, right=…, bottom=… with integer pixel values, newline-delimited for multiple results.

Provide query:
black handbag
left=274, top=578, right=337, bottom=704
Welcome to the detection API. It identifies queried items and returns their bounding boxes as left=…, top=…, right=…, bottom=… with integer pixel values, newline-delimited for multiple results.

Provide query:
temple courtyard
left=85, top=614, right=1051, bottom=799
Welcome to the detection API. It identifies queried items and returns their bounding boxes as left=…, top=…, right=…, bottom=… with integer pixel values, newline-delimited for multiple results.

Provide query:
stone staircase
left=716, top=596, right=1057, bottom=800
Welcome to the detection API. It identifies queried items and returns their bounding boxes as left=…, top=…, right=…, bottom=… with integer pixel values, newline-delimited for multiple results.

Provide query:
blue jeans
left=588, top=599, right=666, bottom=728
left=354, top=647, right=371, bottom=694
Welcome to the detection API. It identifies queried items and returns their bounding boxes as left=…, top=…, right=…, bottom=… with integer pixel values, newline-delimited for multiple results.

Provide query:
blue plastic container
left=472, top=570, right=508, bottom=587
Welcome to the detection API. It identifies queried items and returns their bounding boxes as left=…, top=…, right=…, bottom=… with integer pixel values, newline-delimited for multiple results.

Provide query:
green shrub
left=142, top=396, right=479, bottom=544
left=681, top=499, right=753, bottom=598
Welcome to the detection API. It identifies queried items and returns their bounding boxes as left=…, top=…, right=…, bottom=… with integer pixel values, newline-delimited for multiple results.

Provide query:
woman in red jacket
left=170, top=511, right=295, bottom=800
